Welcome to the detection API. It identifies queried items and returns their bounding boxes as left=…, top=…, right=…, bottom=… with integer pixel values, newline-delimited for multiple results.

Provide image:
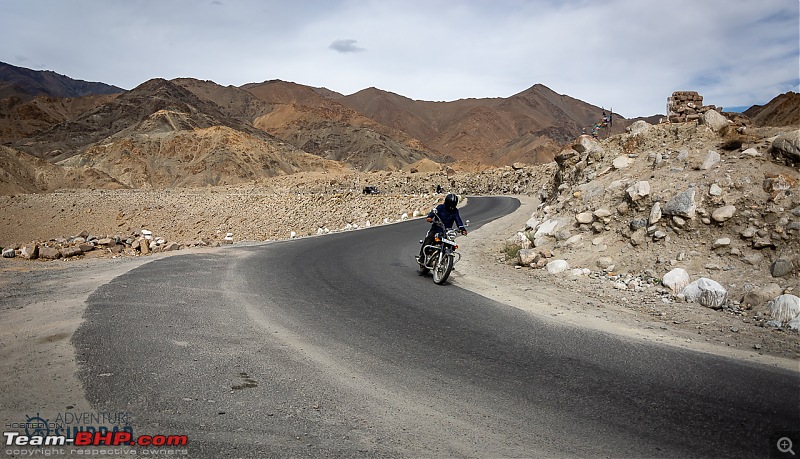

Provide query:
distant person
left=436, top=184, right=443, bottom=194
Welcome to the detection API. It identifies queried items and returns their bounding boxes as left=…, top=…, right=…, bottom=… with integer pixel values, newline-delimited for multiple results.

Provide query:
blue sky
left=1, top=0, right=797, bottom=118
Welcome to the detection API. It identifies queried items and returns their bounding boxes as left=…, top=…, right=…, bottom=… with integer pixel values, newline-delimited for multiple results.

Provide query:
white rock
left=628, top=120, right=652, bottom=135
left=612, top=156, right=633, bottom=169
left=509, top=232, right=533, bottom=249
left=609, top=179, right=628, bottom=190
left=400, top=213, right=409, bottom=220
left=290, top=231, right=297, bottom=238
left=712, top=237, right=731, bottom=249
left=525, top=217, right=540, bottom=230
left=142, top=229, right=153, bottom=240
left=709, top=184, right=723, bottom=196
left=593, top=208, right=612, bottom=219
left=596, top=257, right=614, bottom=269
left=546, top=259, right=570, bottom=274
left=626, top=181, right=651, bottom=202
left=662, top=268, right=690, bottom=293
left=699, top=150, right=721, bottom=170
left=767, top=294, right=800, bottom=323
left=711, top=205, right=736, bottom=222
left=649, top=202, right=662, bottom=225
left=576, top=212, right=594, bottom=224
left=702, top=110, right=729, bottom=134
left=517, top=249, right=537, bottom=266
left=742, top=147, right=760, bottom=157
left=534, top=219, right=560, bottom=239
left=681, top=278, right=728, bottom=309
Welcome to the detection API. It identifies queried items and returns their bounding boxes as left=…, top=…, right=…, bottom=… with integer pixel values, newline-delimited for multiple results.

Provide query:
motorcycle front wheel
left=432, top=252, right=454, bottom=285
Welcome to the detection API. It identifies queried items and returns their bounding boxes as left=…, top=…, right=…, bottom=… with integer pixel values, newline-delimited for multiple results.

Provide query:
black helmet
left=444, top=193, right=458, bottom=210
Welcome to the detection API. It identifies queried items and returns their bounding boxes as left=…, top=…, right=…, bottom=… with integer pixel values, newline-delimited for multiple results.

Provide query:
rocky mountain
left=337, top=84, right=631, bottom=167
left=242, top=80, right=434, bottom=171
left=0, top=93, right=119, bottom=144
left=5, top=78, right=342, bottom=188
left=2, top=62, right=796, bottom=195
left=0, top=145, right=125, bottom=194
left=0, top=61, right=124, bottom=101
left=744, top=91, right=800, bottom=127
left=11, top=78, right=265, bottom=161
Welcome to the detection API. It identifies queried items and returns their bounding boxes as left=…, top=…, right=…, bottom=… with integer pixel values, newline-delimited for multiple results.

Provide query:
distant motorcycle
left=417, top=211, right=467, bottom=285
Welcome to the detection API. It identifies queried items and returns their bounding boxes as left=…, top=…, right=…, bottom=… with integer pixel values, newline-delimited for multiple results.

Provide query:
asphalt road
left=73, top=196, right=800, bottom=458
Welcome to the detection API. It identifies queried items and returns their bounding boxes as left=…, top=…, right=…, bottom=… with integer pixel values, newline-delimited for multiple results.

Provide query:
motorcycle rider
left=417, top=193, right=467, bottom=263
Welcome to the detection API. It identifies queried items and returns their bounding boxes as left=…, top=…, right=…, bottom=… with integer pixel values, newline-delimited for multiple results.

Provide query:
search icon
left=778, top=437, right=796, bottom=455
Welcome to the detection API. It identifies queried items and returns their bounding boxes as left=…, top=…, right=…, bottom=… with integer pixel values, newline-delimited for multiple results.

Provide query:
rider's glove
left=461, top=229, right=468, bottom=235
left=426, top=217, right=433, bottom=223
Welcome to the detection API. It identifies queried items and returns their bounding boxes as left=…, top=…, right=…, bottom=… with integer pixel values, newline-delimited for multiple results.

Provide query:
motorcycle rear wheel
left=432, top=252, right=453, bottom=285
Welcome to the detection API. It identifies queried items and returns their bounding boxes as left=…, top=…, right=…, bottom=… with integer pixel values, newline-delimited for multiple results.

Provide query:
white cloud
left=0, top=0, right=796, bottom=116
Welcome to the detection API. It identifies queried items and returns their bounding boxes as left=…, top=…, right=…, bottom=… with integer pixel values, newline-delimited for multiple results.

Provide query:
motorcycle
left=417, top=212, right=468, bottom=285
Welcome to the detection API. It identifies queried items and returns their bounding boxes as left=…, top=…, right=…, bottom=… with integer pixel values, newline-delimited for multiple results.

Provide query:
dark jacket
left=428, top=203, right=465, bottom=233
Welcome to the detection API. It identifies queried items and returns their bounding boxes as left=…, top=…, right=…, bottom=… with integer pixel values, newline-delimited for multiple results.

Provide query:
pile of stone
left=506, top=109, right=800, bottom=332
left=1, top=229, right=224, bottom=261
left=667, top=91, right=721, bottom=123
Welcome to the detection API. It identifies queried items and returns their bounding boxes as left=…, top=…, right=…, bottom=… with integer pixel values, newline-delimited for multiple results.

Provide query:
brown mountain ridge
left=0, top=61, right=795, bottom=193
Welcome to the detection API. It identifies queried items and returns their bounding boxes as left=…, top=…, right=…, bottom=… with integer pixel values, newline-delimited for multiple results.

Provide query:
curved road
left=74, top=196, right=799, bottom=458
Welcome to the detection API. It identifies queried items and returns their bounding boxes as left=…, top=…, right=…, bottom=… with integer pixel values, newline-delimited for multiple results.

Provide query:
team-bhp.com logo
left=4, top=430, right=188, bottom=447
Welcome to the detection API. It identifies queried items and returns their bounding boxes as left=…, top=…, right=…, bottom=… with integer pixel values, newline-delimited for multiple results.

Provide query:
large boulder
left=767, top=294, right=800, bottom=323
left=20, top=244, right=39, bottom=259
left=627, top=120, right=652, bottom=135
left=697, top=150, right=721, bottom=170
left=663, top=188, right=697, bottom=219
left=517, top=249, right=537, bottom=266
left=771, top=129, right=800, bottom=164
left=508, top=232, right=533, bottom=249
left=546, top=259, right=570, bottom=274
left=626, top=181, right=651, bottom=202
left=702, top=109, right=730, bottom=134
left=39, top=247, right=61, bottom=259
left=59, top=246, right=83, bottom=258
left=681, top=277, right=727, bottom=309
left=770, top=258, right=795, bottom=277
left=741, top=283, right=783, bottom=310
left=662, top=268, right=690, bottom=293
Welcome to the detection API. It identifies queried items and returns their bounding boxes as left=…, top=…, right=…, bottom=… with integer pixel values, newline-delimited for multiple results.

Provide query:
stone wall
left=667, top=91, right=720, bottom=123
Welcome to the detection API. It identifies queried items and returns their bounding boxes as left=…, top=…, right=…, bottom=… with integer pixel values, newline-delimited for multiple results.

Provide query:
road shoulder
left=451, top=195, right=800, bottom=372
